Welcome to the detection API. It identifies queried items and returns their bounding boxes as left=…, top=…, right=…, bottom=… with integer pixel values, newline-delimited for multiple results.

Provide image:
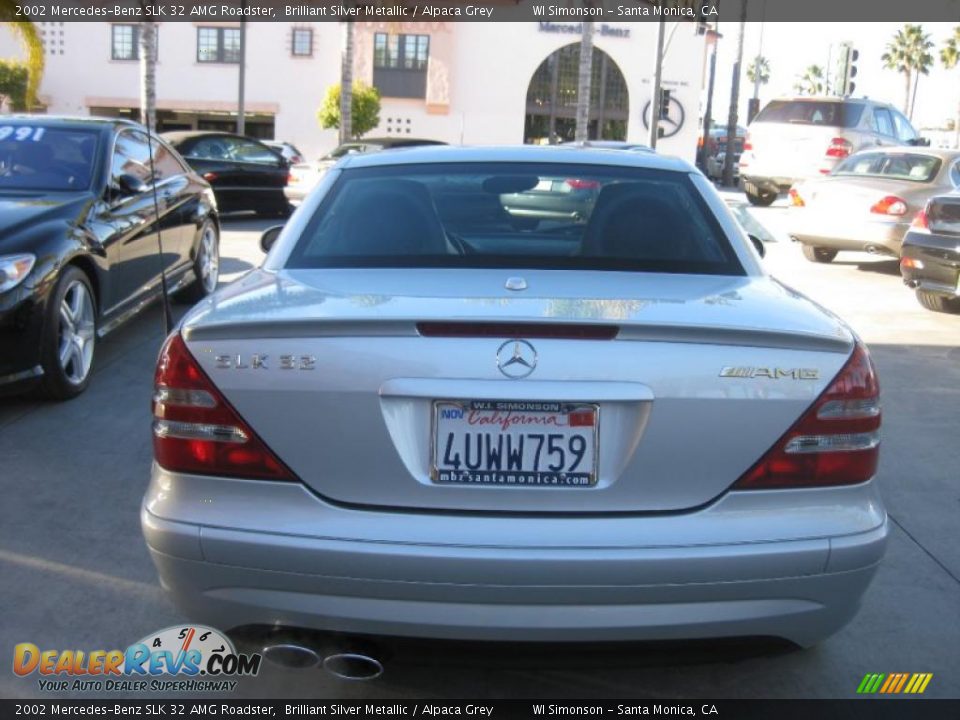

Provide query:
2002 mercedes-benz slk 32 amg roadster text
left=142, top=146, right=887, bottom=648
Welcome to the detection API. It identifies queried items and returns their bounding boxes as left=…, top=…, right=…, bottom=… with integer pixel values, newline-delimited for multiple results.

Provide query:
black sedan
left=0, top=116, right=220, bottom=399
left=163, top=131, right=291, bottom=217
left=901, top=192, right=960, bottom=313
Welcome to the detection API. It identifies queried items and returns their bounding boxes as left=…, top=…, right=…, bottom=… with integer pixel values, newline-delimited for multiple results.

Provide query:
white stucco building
left=0, top=19, right=713, bottom=162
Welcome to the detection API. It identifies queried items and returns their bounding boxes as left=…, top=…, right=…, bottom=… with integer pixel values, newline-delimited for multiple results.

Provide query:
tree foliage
left=0, top=58, right=28, bottom=110
left=0, top=8, right=45, bottom=107
left=317, top=82, right=381, bottom=139
left=793, top=65, right=824, bottom=96
left=882, top=24, right=934, bottom=118
left=746, top=56, right=771, bottom=86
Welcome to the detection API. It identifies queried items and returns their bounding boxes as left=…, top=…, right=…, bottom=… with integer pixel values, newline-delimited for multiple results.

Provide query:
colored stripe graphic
left=857, top=673, right=932, bottom=694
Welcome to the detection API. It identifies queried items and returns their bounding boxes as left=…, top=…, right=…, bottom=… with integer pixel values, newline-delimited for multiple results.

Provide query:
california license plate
left=431, top=400, right=598, bottom=488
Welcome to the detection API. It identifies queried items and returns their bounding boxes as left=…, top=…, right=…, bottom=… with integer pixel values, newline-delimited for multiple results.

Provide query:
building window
left=197, top=27, right=241, bottom=64
left=112, top=24, right=138, bottom=61
left=373, top=33, right=429, bottom=99
left=291, top=28, right=313, bottom=57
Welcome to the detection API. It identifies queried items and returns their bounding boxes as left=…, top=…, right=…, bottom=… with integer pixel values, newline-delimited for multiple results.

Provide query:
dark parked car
left=163, top=131, right=290, bottom=217
left=0, top=116, right=220, bottom=399
left=901, top=192, right=960, bottom=313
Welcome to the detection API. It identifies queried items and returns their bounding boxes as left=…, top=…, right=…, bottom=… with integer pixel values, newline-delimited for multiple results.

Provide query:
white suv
left=739, top=97, right=925, bottom=206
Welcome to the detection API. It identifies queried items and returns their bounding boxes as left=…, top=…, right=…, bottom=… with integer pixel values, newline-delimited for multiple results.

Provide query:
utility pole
left=722, top=0, right=747, bottom=187
left=699, top=26, right=718, bottom=172
left=236, top=13, right=246, bottom=135
left=649, top=16, right=666, bottom=149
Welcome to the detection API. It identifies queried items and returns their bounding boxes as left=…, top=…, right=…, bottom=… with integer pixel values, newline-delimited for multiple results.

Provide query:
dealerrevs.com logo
left=13, top=625, right=261, bottom=693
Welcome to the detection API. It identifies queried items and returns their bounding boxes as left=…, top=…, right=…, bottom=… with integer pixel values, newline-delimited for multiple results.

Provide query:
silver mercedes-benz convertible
left=142, top=145, right=886, bottom=648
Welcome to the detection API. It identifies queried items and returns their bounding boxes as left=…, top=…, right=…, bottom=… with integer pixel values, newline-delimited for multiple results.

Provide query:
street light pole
left=649, top=16, right=666, bottom=149
left=236, top=11, right=246, bottom=135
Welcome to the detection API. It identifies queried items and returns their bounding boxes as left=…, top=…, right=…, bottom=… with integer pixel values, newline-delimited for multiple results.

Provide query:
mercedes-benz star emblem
left=496, top=339, right=537, bottom=379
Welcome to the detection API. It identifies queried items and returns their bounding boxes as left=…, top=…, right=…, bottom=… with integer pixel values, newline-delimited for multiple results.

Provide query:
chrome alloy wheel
left=58, top=279, right=96, bottom=385
left=199, top=224, right=220, bottom=293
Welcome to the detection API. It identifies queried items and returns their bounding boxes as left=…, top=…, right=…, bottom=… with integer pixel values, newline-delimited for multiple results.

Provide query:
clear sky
left=706, top=21, right=960, bottom=130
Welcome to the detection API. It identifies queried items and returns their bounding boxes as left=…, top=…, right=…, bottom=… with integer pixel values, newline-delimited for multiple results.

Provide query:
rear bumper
left=789, top=214, right=909, bottom=256
left=142, top=468, right=888, bottom=646
left=901, top=233, right=960, bottom=296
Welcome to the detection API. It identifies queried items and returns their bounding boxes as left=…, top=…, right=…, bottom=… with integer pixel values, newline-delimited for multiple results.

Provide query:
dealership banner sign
left=4, top=0, right=960, bottom=22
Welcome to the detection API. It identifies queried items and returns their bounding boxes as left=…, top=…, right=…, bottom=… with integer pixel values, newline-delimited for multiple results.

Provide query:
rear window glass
left=754, top=101, right=865, bottom=128
left=285, top=163, right=743, bottom=276
left=833, top=153, right=942, bottom=183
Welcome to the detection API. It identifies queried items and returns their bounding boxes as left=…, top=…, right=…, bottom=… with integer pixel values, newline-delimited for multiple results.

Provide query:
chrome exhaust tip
left=261, top=643, right=322, bottom=669
left=322, top=653, right=384, bottom=681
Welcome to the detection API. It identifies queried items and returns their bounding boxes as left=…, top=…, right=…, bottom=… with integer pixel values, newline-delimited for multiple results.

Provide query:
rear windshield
left=833, top=152, right=942, bottom=183
left=0, top=125, right=99, bottom=191
left=754, top=100, right=865, bottom=128
left=285, top=163, right=743, bottom=276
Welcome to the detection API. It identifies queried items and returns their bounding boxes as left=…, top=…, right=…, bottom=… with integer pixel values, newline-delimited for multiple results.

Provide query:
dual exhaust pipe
left=261, top=640, right=384, bottom=681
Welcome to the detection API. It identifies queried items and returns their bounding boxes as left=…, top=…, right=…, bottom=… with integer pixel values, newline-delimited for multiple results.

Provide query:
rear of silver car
left=142, top=150, right=887, bottom=647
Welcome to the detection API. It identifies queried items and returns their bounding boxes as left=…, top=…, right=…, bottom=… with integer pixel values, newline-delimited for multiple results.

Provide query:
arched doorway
left=524, top=44, right=629, bottom=144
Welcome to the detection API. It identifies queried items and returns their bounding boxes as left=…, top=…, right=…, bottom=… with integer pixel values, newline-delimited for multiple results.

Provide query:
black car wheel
left=180, top=220, right=220, bottom=303
left=802, top=246, right=838, bottom=264
left=916, top=289, right=960, bottom=314
left=39, top=266, right=97, bottom=400
left=745, top=187, right=777, bottom=207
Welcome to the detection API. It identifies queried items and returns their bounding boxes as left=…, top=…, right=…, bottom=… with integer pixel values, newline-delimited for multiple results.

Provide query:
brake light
left=870, top=196, right=908, bottom=217
left=152, top=334, right=294, bottom=481
left=742, top=132, right=752, bottom=152
left=202, top=172, right=218, bottom=182
left=565, top=178, right=601, bottom=190
left=911, top=207, right=929, bottom=229
left=789, top=188, right=805, bottom=207
left=825, top=137, right=853, bottom=158
left=732, top=343, right=880, bottom=490
left=900, top=256, right=924, bottom=270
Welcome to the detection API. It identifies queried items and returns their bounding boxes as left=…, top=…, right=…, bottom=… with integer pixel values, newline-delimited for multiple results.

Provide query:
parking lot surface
left=1, top=202, right=958, bottom=700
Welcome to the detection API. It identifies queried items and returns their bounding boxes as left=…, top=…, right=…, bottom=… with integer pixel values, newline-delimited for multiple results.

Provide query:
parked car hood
left=0, top=192, right=93, bottom=244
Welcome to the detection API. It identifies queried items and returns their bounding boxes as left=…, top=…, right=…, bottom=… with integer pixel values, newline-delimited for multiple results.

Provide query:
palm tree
left=0, top=4, right=45, bottom=108
left=138, top=21, right=157, bottom=131
left=882, top=24, right=934, bottom=120
left=941, top=25, right=960, bottom=148
left=339, top=20, right=354, bottom=143
left=746, top=56, right=771, bottom=88
left=574, top=21, right=594, bottom=142
left=793, top=65, right=824, bottom=96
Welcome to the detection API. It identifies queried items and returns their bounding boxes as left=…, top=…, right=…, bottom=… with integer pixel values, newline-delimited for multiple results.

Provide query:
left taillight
left=152, top=333, right=294, bottom=481
left=788, top=188, right=805, bottom=207
left=870, top=195, right=908, bottom=217
left=733, top=342, right=880, bottom=490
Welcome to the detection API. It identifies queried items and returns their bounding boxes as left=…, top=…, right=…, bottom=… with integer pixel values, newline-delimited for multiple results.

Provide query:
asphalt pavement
left=1, top=201, right=958, bottom=700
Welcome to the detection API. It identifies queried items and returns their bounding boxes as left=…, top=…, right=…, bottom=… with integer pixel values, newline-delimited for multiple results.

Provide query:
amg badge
left=720, top=367, right=820, bottom=379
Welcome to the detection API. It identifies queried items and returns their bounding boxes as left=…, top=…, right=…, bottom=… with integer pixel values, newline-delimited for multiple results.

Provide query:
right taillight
left=152, top=334, right=295, bottom=481
left=733, top=342, right=880, bottom=490
left=870, top=195, right=908, bottom=217
left=911, top=206, right=929, bottom=230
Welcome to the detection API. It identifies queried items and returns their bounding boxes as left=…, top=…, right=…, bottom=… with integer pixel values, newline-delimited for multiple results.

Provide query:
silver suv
left=739, top=97, right=926, bottom=206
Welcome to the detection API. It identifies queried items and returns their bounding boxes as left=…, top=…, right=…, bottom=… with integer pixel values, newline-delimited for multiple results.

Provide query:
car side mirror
left=260, top=225, right=284, bottom=254
left=748, top=234, right=765, bottom=258
left=115, top=173, right=147, bottom=196
left=907, top=137, right=931, bottom=147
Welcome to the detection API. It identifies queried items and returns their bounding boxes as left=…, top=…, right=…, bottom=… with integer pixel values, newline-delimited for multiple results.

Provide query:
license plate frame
left=430, top=399, right=600, bottom=488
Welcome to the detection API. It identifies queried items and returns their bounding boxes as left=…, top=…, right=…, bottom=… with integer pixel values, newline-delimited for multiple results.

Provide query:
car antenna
left=144, top=113, right=174, bottom=335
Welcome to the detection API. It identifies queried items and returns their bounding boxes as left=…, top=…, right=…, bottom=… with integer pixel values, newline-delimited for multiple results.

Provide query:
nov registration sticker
left=431, top=400, right=598, bottom=488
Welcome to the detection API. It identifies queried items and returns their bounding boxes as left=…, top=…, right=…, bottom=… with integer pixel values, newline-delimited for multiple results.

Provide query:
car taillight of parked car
left=565, top=179, right=601, bottom=190
left=825, top=137, right=853, bottom=159
left=733, top=342, right=880, bottom=490
left=910, top=207, right=930, bottom=229
left=870, top=196, right=908, bottom=217
left=789, top=188, right=805, bottom=207
left=152, top=333, right=295, bottom=481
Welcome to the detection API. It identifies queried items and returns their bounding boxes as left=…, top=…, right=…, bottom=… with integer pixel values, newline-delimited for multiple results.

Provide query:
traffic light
left=659, top=88, right=671, bottom=119
left=842, top=44, right=859, bottom=96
